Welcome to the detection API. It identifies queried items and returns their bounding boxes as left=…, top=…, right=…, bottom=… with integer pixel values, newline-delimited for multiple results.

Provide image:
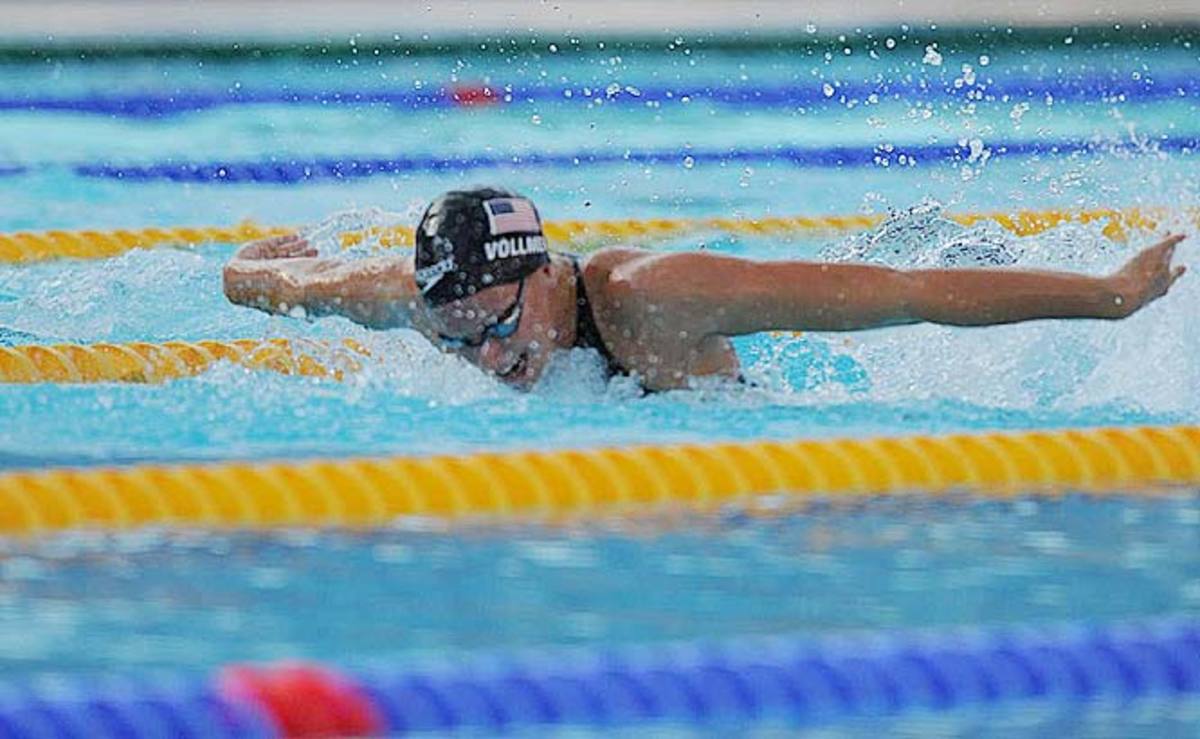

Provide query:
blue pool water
left=1, top=31, right=1199, bottom=734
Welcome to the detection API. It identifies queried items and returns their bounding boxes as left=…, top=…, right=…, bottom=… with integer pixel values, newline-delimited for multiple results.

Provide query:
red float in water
left=450, top=84, right=500, bottom=106
left=219, top=663, right=384, bottom=738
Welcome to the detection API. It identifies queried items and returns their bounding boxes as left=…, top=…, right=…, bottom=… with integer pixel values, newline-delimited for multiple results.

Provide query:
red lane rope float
left=220, top=664, right=383, bottom=738
left=0, top=425, right=1196, bottom=537
left=450, top=84, right=500, bottom=106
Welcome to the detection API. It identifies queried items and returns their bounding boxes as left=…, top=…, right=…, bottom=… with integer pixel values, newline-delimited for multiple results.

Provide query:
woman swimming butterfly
left=224, top=187, right=1187, bottom=391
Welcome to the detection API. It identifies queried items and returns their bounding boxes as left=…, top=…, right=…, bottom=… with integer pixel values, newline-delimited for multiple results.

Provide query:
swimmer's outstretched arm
left=612, top=234, right=1186, bottom=336
left=222, top=234, right=424, bottom=329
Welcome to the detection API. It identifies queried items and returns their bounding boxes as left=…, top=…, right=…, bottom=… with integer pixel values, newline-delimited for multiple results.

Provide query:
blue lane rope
left=0, top=165, right=26, bottom=178
left=0, top=618, right=1195, bottom=736
left=70, top=136, right=1200, bottom=184
left=2, top=75, right=1196, bottom=117
left=350, top=618, right=1200, bottom=733
left=0, top=679, right=276, bottom=739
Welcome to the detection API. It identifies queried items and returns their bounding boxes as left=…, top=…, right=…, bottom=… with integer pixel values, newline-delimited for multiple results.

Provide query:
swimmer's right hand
left=1107, top=233, right=1187, bottom=317
left=233, top=233, right=318, bottom=261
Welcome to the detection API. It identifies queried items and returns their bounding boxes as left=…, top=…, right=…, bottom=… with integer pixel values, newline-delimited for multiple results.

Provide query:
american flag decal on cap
left=484, top=197, right=541, bottom=236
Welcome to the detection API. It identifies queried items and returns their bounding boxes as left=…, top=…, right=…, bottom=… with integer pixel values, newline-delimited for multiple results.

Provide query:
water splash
left=822, top=199, right=1019, bottom=268
left=813, top=201, right=1198, bottom=416
left=0, top=248, right=228, bottom=342
left=299, top=206, right=412, bottom=256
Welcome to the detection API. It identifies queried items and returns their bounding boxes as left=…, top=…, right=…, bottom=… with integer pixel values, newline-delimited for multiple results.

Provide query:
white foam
left=300, top=205, right=423, bottom=257
left=813, top=201, right=1198, bottom=416
left=0, top=247, right=241, bottom=341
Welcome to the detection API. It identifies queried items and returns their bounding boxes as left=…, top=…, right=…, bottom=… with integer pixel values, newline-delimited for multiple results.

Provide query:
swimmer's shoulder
left=574, top=246, right=653, bottom=295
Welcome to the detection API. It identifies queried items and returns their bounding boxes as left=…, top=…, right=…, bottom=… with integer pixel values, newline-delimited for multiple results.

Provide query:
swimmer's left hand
left=1107, top=233, right=1187, bottom=317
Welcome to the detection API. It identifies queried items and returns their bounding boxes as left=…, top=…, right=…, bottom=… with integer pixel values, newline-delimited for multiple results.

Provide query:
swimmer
left=224, top=186, right=1187, bottom=391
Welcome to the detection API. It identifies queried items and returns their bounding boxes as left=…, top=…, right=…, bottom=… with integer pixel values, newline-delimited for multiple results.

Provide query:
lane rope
left=1, top=205, right=1189, bottom=263
left=0, top=222, right=292, bottom=262
left=0, top=425, right=1196, bottom=536
left=0, top=338, right=372, bottom=384
left=0, top=617, right=1196, bottom=735
left=67, top=136, right=1200, bottom=184
left=0, top=679, right=276, bottom=738
left=2, top=74, right=1195, bottom=117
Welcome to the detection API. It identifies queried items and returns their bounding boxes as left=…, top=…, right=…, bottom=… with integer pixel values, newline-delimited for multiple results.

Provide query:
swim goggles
left=437, top=278, right=526, bottom=350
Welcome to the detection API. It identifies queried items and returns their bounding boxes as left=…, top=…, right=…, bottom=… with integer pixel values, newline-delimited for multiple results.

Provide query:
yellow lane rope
left=2, top=206, right=1192, bottom=263
left=0, top=425, right=1196, bottom=536
left=0, top=339, right=371, bottom=384
left=0, top=223, right=294, bottom=263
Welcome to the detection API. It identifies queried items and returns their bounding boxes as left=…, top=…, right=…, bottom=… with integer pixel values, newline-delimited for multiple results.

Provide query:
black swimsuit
left=571, top=257, right=626, bottom=378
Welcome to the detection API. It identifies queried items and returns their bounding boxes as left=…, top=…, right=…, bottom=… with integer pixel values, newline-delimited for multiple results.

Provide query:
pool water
left=4, top=494, right=1200, bottom=675
left=1, top=29, right=1198, bottom=734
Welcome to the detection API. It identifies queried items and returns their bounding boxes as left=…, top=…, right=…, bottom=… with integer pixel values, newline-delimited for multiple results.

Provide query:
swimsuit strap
left=571, top=256, right=627, bottom=378
left=569, top=256, right=743, bottom=390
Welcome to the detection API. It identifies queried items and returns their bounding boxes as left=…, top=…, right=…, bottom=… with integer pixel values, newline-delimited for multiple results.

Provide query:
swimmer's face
left=427, top=270, right=559, bottom=389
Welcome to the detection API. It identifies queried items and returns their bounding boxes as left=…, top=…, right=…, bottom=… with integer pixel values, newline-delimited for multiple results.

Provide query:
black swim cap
left=413, top=187, right=550, bottom=307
